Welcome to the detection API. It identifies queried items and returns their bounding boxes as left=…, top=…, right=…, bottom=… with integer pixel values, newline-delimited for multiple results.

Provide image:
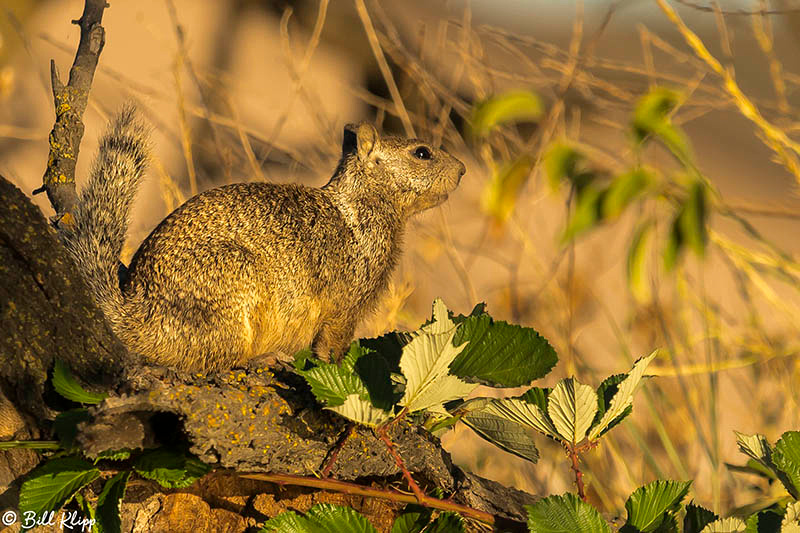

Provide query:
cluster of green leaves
left=269, top=453, right=800, bottom=533
left=297, top=299, right=558, bottom=432
left=545, top=88, right=709, bottom=281
left=298, top=299, right=656, bottom=470
left=471, top=86, right=712, bottom=302
left=18, top=360, right=210, bottom=533
left=261, top=503, right=464, bottom=533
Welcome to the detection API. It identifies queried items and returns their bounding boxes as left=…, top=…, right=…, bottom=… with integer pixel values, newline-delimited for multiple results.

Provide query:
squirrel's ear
left=343, top=122, right=379, bottom=161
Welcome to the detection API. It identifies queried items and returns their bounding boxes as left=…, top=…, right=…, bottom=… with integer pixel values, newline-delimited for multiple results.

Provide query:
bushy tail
left=60, top=105, right=150, bottom=326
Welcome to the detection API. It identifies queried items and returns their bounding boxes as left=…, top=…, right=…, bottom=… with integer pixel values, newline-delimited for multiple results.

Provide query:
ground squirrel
left=60, top=106, right=465, bottom=374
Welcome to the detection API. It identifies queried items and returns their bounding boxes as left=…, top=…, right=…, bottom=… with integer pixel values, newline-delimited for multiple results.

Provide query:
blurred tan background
left=2, top=0, right=800, bottom=517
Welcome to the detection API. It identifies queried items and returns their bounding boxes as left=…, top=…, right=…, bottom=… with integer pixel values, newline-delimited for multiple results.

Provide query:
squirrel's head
left=337, top=122, right=466, bottom=217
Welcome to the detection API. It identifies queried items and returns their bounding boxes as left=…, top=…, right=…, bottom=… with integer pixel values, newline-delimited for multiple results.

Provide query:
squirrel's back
left=61, top=110, right=465, bottom=373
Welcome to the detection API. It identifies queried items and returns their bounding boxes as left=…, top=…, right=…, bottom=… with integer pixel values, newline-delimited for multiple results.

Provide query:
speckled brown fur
left=61, top=110, right=465, bottom=373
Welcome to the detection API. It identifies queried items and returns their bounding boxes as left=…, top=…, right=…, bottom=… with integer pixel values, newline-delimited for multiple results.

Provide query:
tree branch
left=34, top=0, right=108, bottom=222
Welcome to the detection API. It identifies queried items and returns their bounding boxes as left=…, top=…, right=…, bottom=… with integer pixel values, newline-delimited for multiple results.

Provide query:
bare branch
left=34, top=0, right=108, bottom=222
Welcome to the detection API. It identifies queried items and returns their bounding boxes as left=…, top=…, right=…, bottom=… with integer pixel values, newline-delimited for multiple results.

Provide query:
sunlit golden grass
left=4, top=0, right=800, bottom=521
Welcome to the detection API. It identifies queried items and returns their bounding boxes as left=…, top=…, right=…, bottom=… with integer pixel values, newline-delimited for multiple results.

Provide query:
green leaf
left=663, top=214, right=684, bottom=272
left=300, top=351, right=371, bottom=408
left=19, top=457, right=101, bottom=522
left=96, top=471, right=130, bottom=533
left=425, top=512, right=464, bottom=533
left=52, top=359, right=108, bottom=405
left=399, top=300, right=476, bottom=414
left=562, top=185, right=604, bottom=241
left=773, top=431, right=800, bottom=499
left=462, top=410, right=539, bottom=463
left=735, top=432, right=773, bottom=468
left=133, top=449, right=211, bottom=489
left=526, top=493, right=612, bottom=533
left=390, top=504, right=431, bottom=533
left=520, top=387, right=551, bottom=411
left=73, top=492, right=97, bottom=533
left=482, top=155, right=534, bottom=223
left=627, top=221, right=654, bottom=302
left=260, top=504, right=379, bottom=533
left=589, top=352, right=656, bottom=440
left=621, top=479, right=692, bottom=532
left=699, top=517, right=746, bottom=532
left=450, top=312, right=557, bottom=387
left=744, top=509, right=782, bottom=533
left=684, top=501, right=718, bottom=533
left=260, top=510, right=318, bottom=532
left=544, top=143, right=593, bottom=191
left=632, top=87, right=689, bottom=162
left=329, top=394, right=391, bottom=427
left=548, top=378, right=598, bottom=444
left=53, top=408, right=91, bottom=450
left=353, top=349, right=396, bottom=411
left=603, top=168, right=653, bottom=219
left=591, top=373, right=632, bottom=439
left=480, top=397, right=558, bottom=439
left=679, top=180, right=707, bottom=258
left=96, top=449, right=133, bottom=462
left=471, top=89, right=543, bottom=136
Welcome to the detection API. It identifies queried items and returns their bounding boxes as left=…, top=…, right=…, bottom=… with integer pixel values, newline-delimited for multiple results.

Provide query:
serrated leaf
left=450, top=313, right=557, bottom=387
left=562, top=185, right=603, bottom=241
left=260, top=510, right=317, bottom=532
left=52, top=359, right=108, bottom=404
left=462, top=411, right=539, bottom=463
left=603, top=168, right=653, bottom=219
left=773, top=431, right=800, bottom=499
left=481, top=397, right=558, bottom=439
left=735, top=432, right=773, bottom=464
left=548, top=378, right=597, bottom=444
left=482, top=155, right=534, bottom=223
left=19, top=457, right=100, bottom=521
left=526, top=493, right=612, bottom=533
left=684, top=501, right=718, bottom=533
left=96, top=449, right=133, bottom=462
left=700, top=517, right=746, bottom=533
left=53, top=408, right=91, bottom=450
left=588, top=351, right=656, bottom=440
left=632, top=87, right=688, bottom=161
left=301, top=349, right=371, bottom=408
left=628, top=221, right=654, bottom=302
left=425, top=511, right=464, bottom=533
left=399, top=326, right=476, bottom=414
left=391, top=504, right=431, bottom=533
left=133, top=449, right=211, bottom=489
left=679, top=180, right=707, bottom=258
left=96, top=471, right=130, bottom=533
left=621, top=479, right=691, bottom=532
left=783, top=501, right=800, bottom=532
left=471, top=89, right=543, bottom=136
left=329, top=394, right=391, bottom=427
left=592, top=373, right=633, bottom=439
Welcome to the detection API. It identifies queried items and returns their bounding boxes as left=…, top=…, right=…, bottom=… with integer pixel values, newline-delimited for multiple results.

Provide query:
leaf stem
left=320, top=423, right=355, bottom=478
left=375, top=425, right=426, bottom=502
left=567, top=444, right=587, bottom=502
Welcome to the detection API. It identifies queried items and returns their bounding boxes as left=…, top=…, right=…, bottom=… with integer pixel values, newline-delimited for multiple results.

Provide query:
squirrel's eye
left=413, top=146, right=432, bottom=160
